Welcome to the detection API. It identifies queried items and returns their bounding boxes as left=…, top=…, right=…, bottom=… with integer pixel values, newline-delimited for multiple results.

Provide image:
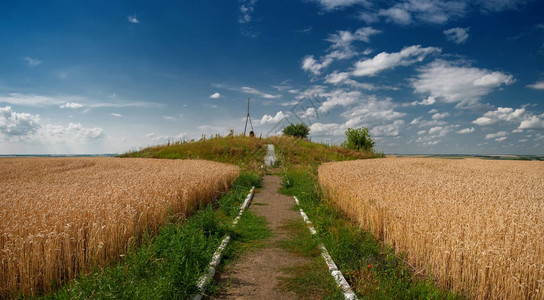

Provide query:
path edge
left=294, top=196, right=358, bottom=300
left=192, top=186, right=255, bottom=300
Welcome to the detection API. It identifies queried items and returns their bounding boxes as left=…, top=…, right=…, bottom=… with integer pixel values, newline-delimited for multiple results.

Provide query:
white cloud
left=370, top=120, right=405, bottom=137
left=325, top=71, right=351, bottom=84
left=379, top=7, right=413, bottom=24
left=23, top=57, right=42, bottom=68
left=0, top=106, right=41, bottom=140
left=444, top=27, right=469, bottom=44
left=259, top=111, right=288, bottom=125
left=239, top=0, right=257, bottom=23
left=310, top=0, right=370, bottom=11
left=352, top=45, right=441, bottom=77
left=60, top=102, right=84, bottom=109
left=410, top=96, right=436, bottom=106
left=428, top=108, right=438, bottom=114
left=210, top=92, right=221, bottom=99
left=240, top=86, right=281, bottom=99
left=318, top=90, right=362, bottom=113
left=412, top=60, right=514, bottom=108
left=361, top=0, right=467, bottom=25
left=302, top=27, right=381, bottom=75
left=163, top=116, right=176, bottom=120
left=494, top=136, right=507, bottom=142
left=519, top=115, right=544, bottom=129
left=326, top=27, right=381, bottom=59
left=410, top=117, right=421, bottom=125
left=432, top=112, right=450, bottom=120
left=110, top=113, right=123, bottom=117
left=145, top=132, right=156, bottom=138
left=527, top=81, right=544, bottom=89
left=417, top=130, right=426, bottom=135
left=309, top=122, right=345, bottom=135
left=457, top=127, right=474, bottom=134
left=473, top=107, right=526, bottom=125
left=485, top=131, right=509, bottom=139
left=0, top=93, right=159, bottom=108
left=478, top=0, right=531, bottom=12
left=302, top=55, right=334, bottom=75
left=0, top=106, right=105, bottom=144
left=127, top=15, right=140, bottom=23
left=342, top=96, right=406, bottom=124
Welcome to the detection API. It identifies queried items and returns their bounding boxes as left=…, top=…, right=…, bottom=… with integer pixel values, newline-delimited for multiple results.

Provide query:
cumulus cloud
left=0, top=106, right=104, bottom=144
left=457, top=127, right=474, bottom=134
left=259, top=111, right=288, bottom=125
left=0, top=106, right=41, bottom=140
left=23, top=57, right=42, bottom=68
left=361, top=0, right=467, bottom=25
left=240, top=86, right=281, bottom=99
left=519, top=115, right=544, bottom=129
left=527, top=81, right=544, bottom=90
left=302, top=55, right=334, bottom=76
left=412, top=60, right=514, bottom=108
left=302, top=27, right=380, bottom=75
left=473, top=107, right=526, bottom=125
left=60, top=102, right=83, bottom=109
left=370, top=120, right=405, bottom=137
left=432, top=112, right=450, bottom=120
left=318, top=90, right=362, bottom=113
left=444, top=27, right=469, bottom=44
left=352, top=45, right=441, bottom=77
left=494, top=136, right=507, bottom=142
left=210, top=92, right=221, bottom=99
left=485, top=131, right=509, bottom=139
left=325, top=71, right=351, bottom=84
left=127, top=15, right=140, bottom=23
left=409, top=96, right=436, bottom=106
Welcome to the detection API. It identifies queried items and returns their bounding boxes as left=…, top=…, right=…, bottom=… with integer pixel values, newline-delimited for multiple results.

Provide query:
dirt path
left=211, top=175, right=307, bottom=299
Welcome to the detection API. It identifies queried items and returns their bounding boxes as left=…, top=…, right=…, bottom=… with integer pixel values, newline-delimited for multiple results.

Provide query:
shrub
left=341, top=127, right=375, bottom=152
left=282, top=123, right=310, bottom=139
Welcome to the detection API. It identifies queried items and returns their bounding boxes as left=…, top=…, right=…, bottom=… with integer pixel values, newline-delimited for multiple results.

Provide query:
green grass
left=276, top=219, right=344, bottom=299
left=121, top=135, right=268, bottom=171
left=280, top=170, right=463, bottom=300
left=45, top=172, right=264, bottom=299
left=121, top=135, right=381, bottom=172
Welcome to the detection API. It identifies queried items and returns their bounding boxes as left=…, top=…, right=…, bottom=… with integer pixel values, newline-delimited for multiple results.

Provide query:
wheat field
left=0, top=157, right=239, bottom=297
left=319, top=158, right=544, bottom=299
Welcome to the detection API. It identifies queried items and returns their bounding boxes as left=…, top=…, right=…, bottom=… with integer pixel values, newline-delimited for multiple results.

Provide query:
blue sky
left=0, top=0, right=543, bottom=154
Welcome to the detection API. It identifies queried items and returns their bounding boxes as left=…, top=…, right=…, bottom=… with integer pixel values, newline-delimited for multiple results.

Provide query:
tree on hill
left=342, top=127, right=375, bottom=152
left=282, top=123, right=310, bottom=139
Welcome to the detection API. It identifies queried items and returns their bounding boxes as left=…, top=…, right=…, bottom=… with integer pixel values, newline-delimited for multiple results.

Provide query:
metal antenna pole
left=244, top=98, right=250, bottom=136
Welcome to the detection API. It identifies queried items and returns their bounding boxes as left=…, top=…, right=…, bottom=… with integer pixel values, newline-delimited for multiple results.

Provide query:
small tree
left=342, top=127, right=375, bottom=152
left=282, top=123, right=310, bottom=139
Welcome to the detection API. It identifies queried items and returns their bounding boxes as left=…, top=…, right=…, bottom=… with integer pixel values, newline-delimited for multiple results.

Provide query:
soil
left=211, top=175, right=308, bottom=299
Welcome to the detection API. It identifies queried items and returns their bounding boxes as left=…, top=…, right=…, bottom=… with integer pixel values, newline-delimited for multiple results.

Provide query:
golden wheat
left=0, top=157, right=239, bottom=297
left=319, top=158, right=544, bottom=299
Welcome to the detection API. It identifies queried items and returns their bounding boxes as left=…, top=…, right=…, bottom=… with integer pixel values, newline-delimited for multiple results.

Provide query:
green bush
left=282, top=123, right=310, bottom=139
left=342, top=127, right=375, bottom=152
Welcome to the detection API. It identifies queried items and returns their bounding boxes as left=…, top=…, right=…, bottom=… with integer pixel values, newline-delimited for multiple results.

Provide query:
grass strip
left=45, top=172, right=262, bottom=299
left=280, top=170, right=463, bottom=300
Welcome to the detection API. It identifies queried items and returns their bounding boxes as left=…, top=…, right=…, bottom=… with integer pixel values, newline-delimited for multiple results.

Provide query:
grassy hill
left=121, top=135, right=381, bottom=170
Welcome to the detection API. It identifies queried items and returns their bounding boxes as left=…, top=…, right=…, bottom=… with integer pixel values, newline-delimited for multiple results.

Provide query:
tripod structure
left=243, top=97, right=254, bottom=136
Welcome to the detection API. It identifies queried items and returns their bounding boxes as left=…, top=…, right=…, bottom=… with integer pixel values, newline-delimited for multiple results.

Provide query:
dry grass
left=319, top=158, right=544, bottom=299
left=0, top=157, right=239, bottom=297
